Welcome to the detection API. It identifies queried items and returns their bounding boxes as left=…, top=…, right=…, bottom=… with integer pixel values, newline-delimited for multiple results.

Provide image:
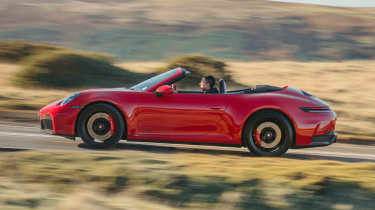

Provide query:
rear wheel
left=243, top=110, right=293, bottom=156
left=78, top=103, right=125, bottom=148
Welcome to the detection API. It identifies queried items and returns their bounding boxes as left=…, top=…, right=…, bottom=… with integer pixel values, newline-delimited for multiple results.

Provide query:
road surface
left=0, top=123, right=374, bottom=162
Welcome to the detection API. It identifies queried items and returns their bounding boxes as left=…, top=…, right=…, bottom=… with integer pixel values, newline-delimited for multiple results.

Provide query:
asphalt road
left=0, top=123, right=374, bottom=162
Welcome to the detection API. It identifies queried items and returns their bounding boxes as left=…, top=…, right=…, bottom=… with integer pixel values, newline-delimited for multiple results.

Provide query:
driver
left=200, top=75, right=218, bottom=94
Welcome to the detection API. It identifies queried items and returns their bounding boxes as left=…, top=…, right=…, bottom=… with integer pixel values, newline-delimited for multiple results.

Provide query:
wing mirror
left=155, top=85, right=174, bottom=97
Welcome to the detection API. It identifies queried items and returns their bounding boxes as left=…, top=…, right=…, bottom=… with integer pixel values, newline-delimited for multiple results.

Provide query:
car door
left=131, top=92, right=232, bottom=143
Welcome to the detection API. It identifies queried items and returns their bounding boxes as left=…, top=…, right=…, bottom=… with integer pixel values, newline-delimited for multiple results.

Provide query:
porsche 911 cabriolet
left=40, top=67, right=337, bottom=156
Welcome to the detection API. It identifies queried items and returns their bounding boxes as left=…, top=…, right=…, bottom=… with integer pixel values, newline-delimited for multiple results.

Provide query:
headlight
left=60, top=92, right=80, bottom=106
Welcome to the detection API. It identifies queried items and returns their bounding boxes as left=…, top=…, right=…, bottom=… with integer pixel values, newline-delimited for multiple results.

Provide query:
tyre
left=243, top=110, right=293, bottom=156
left=78, top=103, right=125, bottom=148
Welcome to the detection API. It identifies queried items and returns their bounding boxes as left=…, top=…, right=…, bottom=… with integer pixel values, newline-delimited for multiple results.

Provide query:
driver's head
left=200, top=75, right=216, bottom=91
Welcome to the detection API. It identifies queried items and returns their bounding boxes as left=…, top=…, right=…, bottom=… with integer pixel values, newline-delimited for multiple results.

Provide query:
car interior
left=175, top=78, right=282, bottom=95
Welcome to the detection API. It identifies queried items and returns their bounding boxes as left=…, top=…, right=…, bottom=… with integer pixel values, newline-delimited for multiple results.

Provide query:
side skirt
left=126, top=139, right=242, bottom=148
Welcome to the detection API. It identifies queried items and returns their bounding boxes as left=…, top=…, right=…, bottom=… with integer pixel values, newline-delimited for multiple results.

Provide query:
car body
left=40, top=67, right=337, bottom=156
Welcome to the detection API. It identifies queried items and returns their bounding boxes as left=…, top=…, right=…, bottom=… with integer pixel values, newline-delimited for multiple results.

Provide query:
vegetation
left=0, top=150, right=374, bottom=209
left=10, top=49, right=148, bottom=88
left=1, top=55, right=375, bottom=141
left=228, top=61, right=375, bottom=141
left=77, top=29, right=254, bottom=61
left=0, top=40, right=148, bottom=88
left=165, top=55, right=227, bottom=78
left=160, top=55, right=232, bottom=87
left=0, top=40, right=58, bottom=63
left=1, top=1, right=375, bottom=61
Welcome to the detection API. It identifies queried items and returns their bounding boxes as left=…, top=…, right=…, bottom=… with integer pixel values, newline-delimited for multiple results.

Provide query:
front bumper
left=293, top=132, right=337, bottom=149
left=39, top=100, right=81, bottom=136
left=40, top=116, right=53, bottom=131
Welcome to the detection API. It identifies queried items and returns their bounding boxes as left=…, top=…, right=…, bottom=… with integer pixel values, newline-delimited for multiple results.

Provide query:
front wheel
left=78, top=103, right=125, bottom=148
left=243, top=111, right=293, bottom=156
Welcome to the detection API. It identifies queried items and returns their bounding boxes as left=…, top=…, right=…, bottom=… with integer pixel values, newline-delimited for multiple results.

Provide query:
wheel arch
left=241, top=108, right=296, bottom=147
left=75, top=101, right=128, bottom=139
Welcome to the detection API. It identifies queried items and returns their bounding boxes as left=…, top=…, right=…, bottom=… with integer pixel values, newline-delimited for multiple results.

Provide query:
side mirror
left=155, top=85, right=174, bottom=97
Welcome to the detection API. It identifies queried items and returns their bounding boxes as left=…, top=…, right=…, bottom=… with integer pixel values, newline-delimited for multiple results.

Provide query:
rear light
left=300, top=107, right=331, bottom=113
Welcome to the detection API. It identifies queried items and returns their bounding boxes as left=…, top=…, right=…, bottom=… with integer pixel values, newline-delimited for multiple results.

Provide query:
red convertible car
left=40, top=68, right=337, bottom=156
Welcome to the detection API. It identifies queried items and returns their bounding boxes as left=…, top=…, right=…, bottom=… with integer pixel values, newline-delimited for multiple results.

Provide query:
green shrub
left=13, top=50, right=146, bottom=88
left=161, top=55, right=231, bottom=88
left=0, top=40, right=58, bottom=63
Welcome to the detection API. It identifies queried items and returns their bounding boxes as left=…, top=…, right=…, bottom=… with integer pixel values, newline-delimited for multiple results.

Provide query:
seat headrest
left=218, top=79, right=227, bottom=94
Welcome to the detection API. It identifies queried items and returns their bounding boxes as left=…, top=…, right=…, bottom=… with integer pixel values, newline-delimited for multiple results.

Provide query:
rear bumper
left=293, top=133, right=337, bottom=149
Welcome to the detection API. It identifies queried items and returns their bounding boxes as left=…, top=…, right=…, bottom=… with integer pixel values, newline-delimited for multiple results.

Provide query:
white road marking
left=290, top=150, right=375, bottom=159
left=0, top=131, right=56, bottom=138
left=332, top=144, right=372, bottom=150
left=0, top=124, right=38, bottom=129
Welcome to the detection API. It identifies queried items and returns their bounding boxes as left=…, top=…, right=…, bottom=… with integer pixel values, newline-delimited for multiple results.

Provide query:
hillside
left=0, top=0, right=375, bottom=61
left=1, top=56, right=374, bottom=142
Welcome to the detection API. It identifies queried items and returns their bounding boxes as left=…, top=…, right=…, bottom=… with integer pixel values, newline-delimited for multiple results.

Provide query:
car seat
left=219, top=79, right=227, bottom=94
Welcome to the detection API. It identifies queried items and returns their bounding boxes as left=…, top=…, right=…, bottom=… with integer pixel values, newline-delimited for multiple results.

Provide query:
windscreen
left=130, top=69, right=180, bottom=91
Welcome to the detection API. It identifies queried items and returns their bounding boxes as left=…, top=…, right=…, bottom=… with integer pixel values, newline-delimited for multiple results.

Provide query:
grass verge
left=0, top=150, right=374, bottom=210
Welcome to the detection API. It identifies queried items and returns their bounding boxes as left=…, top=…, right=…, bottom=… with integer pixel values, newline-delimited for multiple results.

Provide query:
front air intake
left=300, top=107, right=331, bottom=113
left=41, top=116, right=53, bottom=130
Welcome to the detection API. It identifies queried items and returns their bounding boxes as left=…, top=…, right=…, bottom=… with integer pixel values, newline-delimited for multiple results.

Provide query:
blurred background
left=0, top=0, right=374, bottom=142
left=0, top=1, right=375, bottom=209
left=1, top=0, right=375, bottom=61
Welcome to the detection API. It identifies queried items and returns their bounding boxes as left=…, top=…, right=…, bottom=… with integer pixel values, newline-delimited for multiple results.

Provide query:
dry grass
left=1, top=60, right=374, bottom=141
left=227, top=61, right=375, bottom=140
left=0, top=63, right=70, bottom=110
left=0, top=150, right=374, bottom=210
left=1, top=0, right=375, bottom=60
left=120, top=61, right=375, bottom=141
left=117, top=62, right=165, bottom=74
left=2, top=0, right=374, bottom=30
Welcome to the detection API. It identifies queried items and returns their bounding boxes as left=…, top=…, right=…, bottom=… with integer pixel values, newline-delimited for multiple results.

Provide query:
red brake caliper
left=254, top=129, right=261, bottom=146
left=109, top=116, right=115, bottom=135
